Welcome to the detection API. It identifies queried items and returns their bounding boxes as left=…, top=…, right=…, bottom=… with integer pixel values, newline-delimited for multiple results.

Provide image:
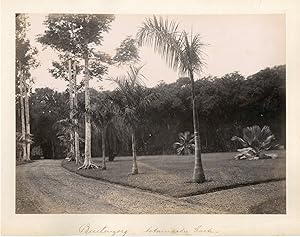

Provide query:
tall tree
left=49, top=54, right=82, bottom=163
left=91, top=91, right=116, bottom=169
left=112, top=66, right=156, bottom=174
left=137, top=15, right=206, bottom=182
left=113, top=36, right=140, bottom=65
left=38, top=14, right=115, bottom=168
left=16, top=14, right=39, bottom=161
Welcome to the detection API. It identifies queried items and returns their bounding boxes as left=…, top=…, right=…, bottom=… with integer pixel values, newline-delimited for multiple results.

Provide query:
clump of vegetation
left=173, top=131, right=195, bottom=155
left=231, top=125, right=278, bottom=160
left=31, top=145, right=44, bottom=159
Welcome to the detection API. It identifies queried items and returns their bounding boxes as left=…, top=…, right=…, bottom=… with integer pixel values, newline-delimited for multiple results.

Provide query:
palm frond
left=231, top=136, right=248, bottom=147
left=136, top=15, right=182, bottom=71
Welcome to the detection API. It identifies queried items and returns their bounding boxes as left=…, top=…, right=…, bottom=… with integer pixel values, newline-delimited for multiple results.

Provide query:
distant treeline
left=16, top=65, right=285, bottom=159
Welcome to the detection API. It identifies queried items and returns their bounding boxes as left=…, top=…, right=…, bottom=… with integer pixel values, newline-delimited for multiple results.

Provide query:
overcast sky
left=27, top=14, right=285, bottom=92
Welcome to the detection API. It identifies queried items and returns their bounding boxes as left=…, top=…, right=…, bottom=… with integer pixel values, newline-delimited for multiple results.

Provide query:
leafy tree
left=16, top=13, right=39, bottom=161
left=113, top=36, right=140, bottom=65
left=30, top=88, right=69, bottom=158
left=37, top=14, right=115, bottom=169
left=137, top=15, right=206, bottom=182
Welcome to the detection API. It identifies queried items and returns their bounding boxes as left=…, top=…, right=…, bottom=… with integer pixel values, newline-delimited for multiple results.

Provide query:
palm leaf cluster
left=136, top=15, right=206, bottom=75
left=91, top=92, right=115, bottom=130
left=231, top=125, right=277, bottom=160
left=111, top=65, right=157, bottom=130
left=173, top=131, right=195, bottom=155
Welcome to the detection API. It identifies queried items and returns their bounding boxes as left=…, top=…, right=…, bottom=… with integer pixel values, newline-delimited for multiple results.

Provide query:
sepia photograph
left=3, top=0, right=300, bottom=235
left=15, top=13, right=286, bottom=215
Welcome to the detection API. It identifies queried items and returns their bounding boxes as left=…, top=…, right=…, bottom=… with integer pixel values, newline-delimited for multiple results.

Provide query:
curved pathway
left=16, top=160, right=222, bottom=214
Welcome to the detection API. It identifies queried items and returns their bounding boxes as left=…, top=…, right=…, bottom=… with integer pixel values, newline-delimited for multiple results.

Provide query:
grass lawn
left=62, top=150, right=285, bottom=198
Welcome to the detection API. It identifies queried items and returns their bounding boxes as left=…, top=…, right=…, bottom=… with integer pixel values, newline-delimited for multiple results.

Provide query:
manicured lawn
left=62, top=150, right=286, bottom=197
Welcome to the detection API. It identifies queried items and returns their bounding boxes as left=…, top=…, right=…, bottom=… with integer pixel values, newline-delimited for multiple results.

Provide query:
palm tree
left=91, top=91, right=116, bottom=170
left=112, top=66, right=156, bottom=175
left=137, top=15, right=206, bottom=182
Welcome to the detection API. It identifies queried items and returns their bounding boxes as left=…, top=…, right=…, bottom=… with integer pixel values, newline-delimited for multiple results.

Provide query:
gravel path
left=181, top=181, right=286, bottom=214
left=16, top=160, right=223, bottom=214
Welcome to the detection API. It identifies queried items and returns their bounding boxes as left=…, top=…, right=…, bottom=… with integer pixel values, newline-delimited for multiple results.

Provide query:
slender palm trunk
left=131, top=130, right=138, bottom=174
left=101, top=127, right=106, bottom=170
left=79, top=52, right=97, bottom=169
left=19, top=71, right=27, bottom=161
left=24, top=84, right=31, bottom=161
left=68, top=59, right=75, bottom=161
left=51, top=139, right=55, bottom=159
left=190, top=70, right=205, bottom=183
left=73, top=61, right=80, bottom=164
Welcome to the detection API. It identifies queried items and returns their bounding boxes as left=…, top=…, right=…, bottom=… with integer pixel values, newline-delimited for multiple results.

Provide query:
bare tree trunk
left=19, top=74, right=27, bottom=161
left=24, top=84, right=31, bottom=161
left=101, top=128, right=106, bottom=170
left=190, top=70, right=205, bottom=183
left=68, top=59, right=75, bottom=161
left=73, top=61, right=80, bottom=164
left=79, top=52, right=97, bottom=169
left=131, top=130, right=138, bottom=175
left=51, top=139, right=55, bottom=159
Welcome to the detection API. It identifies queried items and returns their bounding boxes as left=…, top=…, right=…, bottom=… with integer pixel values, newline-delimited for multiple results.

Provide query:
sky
left=26, top=14, right=285, bottom=92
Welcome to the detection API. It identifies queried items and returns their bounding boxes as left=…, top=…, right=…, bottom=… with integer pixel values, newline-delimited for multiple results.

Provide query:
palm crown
left=136, top=16, right=206, bottom=75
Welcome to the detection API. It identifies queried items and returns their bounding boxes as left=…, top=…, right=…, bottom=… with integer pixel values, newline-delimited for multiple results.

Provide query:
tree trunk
left=190, top=70, right=205, bottom=183
left=79, top=52, right=97, bottom=169
left=24, top=83, right=31, bottom=161
left=51, top=139, right=55, bottom=159
left=68, top=59, right=75, bottom=161
left=19, top=74, right=27, bottom=161
left=131, top=130, right=138, bottom=175
left=73, top=61, right=80, bottom=164
left=101, top=128, right=106, bottom=170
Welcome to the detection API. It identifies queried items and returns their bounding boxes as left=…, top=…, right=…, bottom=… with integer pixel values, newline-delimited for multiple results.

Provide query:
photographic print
left=2, top=0, right=300, bottom=236
left=15, top=13, right=286, bottom=215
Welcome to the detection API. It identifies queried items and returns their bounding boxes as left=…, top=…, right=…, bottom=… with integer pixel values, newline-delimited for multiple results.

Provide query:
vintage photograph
left=15, top=13, right=286, bottom=214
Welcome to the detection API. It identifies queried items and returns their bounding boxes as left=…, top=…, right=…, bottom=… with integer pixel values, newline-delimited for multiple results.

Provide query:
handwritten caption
left=78, top=223, right=217, bottom=236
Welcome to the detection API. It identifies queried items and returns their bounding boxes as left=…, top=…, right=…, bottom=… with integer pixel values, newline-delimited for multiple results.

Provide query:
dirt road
left=16, top=160, right=285, bottom=214
left=16, top=160, right=222, bottom=214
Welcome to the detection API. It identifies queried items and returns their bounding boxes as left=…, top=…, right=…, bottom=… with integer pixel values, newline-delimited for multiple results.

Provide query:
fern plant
left=173, top=131, right=195, bottom=155
left=231, top=125, right=277, bottom=160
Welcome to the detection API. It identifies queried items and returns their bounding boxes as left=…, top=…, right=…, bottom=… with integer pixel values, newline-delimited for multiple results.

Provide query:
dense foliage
left=24, top=65, right=285, bottom=158
left=231, top=125, right=277, bottom=160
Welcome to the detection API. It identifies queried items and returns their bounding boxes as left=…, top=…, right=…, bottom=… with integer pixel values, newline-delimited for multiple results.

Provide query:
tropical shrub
left=173, top=131, right=195, bottom=155
left=231, top=125, right=278, bottom=160
left=31, top=145, right=44, bottom=159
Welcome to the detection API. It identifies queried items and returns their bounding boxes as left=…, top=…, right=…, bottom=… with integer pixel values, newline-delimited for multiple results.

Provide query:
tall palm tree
left=91, top=91, right=115, bottom=170
left=112, top=65, right=156, bottom=175
left=137, top=16, right=206, bottom=182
